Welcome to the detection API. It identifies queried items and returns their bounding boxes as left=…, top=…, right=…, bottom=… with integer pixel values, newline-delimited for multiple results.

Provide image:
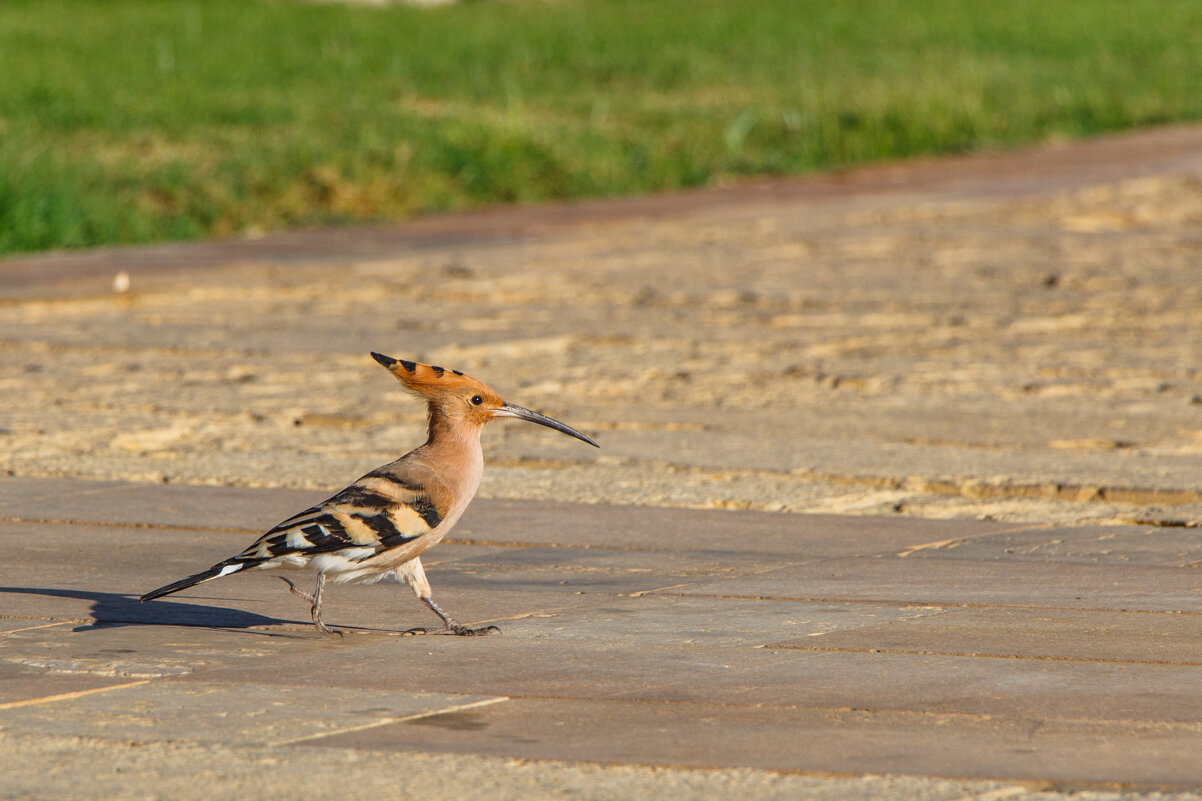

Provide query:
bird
left=140, top=352, right=598, bottom=636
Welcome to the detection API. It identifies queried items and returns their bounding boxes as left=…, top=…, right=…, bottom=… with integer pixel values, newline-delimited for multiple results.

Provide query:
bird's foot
left=447, top=622, right=501, bottom=636
left=403, top=623, right=501, bottom=636
left=278, top=577, right=342, bottom=637
left=415, top=597, right=500, bottom=636
left=314, top=619, right=345, bottom=638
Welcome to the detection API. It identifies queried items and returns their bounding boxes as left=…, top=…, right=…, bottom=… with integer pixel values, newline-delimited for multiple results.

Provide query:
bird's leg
left=405, top=597, right=500, bottom=636
left=278, top=574, right=341, bottom=637
left=309, top=574, right=340, bottom=636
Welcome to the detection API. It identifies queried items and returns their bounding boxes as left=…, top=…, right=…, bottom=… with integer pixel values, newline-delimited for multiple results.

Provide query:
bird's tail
left=140, top=561, right=247, bottom=602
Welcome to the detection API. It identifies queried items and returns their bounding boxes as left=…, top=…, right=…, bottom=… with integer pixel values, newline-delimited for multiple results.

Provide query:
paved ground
left=3, top=126, right=1202, bottom=798
left=4, top=478, right=1202, bottom=799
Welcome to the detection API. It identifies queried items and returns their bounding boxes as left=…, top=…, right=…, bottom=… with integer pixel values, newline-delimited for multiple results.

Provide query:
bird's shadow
left=0, top=586, right=307, bottom=636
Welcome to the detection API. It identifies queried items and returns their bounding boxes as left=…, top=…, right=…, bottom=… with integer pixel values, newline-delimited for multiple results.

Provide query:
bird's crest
left=371, top=352, right=494, bottom=401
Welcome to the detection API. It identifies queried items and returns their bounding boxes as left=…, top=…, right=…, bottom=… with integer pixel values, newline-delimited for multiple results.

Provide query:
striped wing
left=231, top=477, right=445, bottom=568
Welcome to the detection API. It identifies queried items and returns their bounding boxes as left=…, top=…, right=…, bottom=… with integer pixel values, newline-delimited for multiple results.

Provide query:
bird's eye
left=470, top=395, right=484, bottom=406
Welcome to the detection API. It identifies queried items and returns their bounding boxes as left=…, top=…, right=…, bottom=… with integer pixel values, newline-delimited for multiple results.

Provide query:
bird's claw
left=277, top=575, right=316, bottom=605
left=403, top=623, right=501, bottom=637
left=451, top=623, right=501, bottom=636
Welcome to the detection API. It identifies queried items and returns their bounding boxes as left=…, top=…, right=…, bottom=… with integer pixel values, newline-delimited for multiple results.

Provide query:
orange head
left=371, top=352, right=598, bottom=447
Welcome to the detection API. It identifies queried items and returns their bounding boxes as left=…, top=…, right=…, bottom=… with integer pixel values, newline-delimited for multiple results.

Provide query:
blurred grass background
left=2, top=0, right=1201, bottom=255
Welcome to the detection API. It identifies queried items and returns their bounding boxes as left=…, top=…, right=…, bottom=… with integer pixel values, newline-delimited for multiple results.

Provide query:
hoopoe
left=140, top=352, right=598, bottom=636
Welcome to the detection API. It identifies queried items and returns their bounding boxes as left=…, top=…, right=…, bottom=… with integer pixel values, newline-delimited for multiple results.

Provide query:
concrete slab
left=0, top=476, right=320, bottom=533
left=769, top=606, right=1202, bottom=664
left=304, top=697, right=1202, bottom=787
left=0, top=659, right=139, bottom=708
left=176, top=622, right=1202, bottom=722
left=903, top=523, right=1202, bottom=567
left=670, top=556, right=1202, bottom=612
left=0, top=678, right=503, bottom=746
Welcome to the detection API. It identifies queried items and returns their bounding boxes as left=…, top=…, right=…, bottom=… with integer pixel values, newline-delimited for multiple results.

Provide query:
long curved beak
left=492, top=403, right=599, bottom=448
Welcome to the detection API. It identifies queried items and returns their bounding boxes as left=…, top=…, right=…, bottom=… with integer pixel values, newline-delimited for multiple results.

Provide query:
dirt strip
left=3, top=125, right=1202, bottom=525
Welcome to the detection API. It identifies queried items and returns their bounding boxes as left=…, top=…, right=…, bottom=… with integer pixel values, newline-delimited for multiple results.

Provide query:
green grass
left=3, top=0, right=1202, bottom=254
